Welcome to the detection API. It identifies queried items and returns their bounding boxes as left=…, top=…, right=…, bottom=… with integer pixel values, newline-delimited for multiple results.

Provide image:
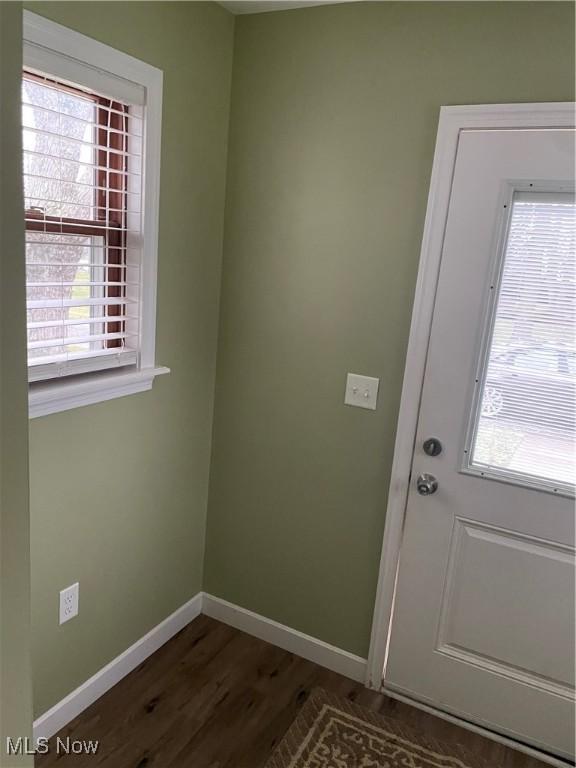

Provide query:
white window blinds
left=23, top=70, right=143, bottom=382
left=471, top=192, right=576, bottom=493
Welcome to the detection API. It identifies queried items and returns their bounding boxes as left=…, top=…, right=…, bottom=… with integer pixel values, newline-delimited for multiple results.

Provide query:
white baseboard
left=31, top=591, right=565, bottom=767
left=33, top=592, right=203, bottom=741
left=203, top=593, right=367, bottom=683
left=33, top=591, right=366, bottom=741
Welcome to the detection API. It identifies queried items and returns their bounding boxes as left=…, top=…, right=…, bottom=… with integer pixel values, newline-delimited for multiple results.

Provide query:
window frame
left=23, top=10, right=168, bottom=418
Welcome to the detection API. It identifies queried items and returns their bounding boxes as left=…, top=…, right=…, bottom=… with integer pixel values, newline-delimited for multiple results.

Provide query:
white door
left=385, top=125, right=575, bottom=759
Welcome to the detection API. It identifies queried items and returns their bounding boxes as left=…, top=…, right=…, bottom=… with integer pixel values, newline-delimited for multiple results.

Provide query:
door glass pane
left=471, top=192, right=575, bottom=492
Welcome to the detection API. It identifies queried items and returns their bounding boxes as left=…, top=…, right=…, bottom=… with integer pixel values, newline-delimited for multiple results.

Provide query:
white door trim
left=366, top=102, right=576, bottom=692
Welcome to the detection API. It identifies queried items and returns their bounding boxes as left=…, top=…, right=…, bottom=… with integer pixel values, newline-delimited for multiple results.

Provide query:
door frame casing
left=366, top=102, right=576, bottom=693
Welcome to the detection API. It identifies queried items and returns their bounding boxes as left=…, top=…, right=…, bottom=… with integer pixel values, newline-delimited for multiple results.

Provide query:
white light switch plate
left=344, top=373, right=379, bottom=410
left=59, top=582, right=79, bottom=625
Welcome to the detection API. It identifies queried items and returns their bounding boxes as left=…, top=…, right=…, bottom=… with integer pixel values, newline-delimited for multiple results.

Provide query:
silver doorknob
left=416, top=473, right=438, bottom=495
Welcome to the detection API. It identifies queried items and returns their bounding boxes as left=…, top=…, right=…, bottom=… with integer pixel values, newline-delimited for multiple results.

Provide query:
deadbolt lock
left=423, top=437, right=442, bottom=457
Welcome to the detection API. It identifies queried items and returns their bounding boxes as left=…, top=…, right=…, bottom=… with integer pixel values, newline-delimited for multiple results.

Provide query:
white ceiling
left=218, top=1, right=362, bottom=14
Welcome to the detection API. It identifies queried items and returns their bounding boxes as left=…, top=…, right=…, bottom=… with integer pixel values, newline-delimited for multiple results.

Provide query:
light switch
left=344, top=373, right=379, bottom=411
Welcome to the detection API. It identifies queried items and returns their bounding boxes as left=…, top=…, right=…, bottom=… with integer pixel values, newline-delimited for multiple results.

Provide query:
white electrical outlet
left=59, top=582, right=79, bottom=625
left=344, top=372, right=380, bottom=410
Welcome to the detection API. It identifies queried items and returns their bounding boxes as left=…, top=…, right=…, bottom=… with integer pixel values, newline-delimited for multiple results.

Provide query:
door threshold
left=381, top=685, right=574, bottom=768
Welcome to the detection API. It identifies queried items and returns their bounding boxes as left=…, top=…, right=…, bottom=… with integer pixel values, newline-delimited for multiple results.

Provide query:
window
left=467, top=191, right=576, bottom=494
left=23, top=11, right=167, bottom=417
left=23, top=72, right=138, bottom=380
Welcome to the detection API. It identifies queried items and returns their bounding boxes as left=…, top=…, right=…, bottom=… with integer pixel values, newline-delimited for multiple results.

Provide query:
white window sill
left=28, top=366, right=170, bottom=419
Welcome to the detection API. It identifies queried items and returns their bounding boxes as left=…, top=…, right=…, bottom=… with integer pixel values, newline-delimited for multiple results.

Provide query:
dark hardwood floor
left=36, top=615, right=548, bottom=767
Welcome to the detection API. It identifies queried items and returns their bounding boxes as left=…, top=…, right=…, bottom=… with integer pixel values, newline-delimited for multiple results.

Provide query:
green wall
left=14, top=0, right=576, bottom=722
left=0, top=4, right=33, bottom=763
left=205, top=1, right=576, bottom=657
left=24, top=2, right=234, bottom=716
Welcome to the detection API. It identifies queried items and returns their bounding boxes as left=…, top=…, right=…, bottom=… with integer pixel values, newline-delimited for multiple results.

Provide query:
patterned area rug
left=265, top=689, right=490, bottom=768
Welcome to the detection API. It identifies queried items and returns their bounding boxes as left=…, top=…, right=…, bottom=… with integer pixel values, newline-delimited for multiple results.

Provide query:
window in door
left=466, top=191, right=575, bottom=494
